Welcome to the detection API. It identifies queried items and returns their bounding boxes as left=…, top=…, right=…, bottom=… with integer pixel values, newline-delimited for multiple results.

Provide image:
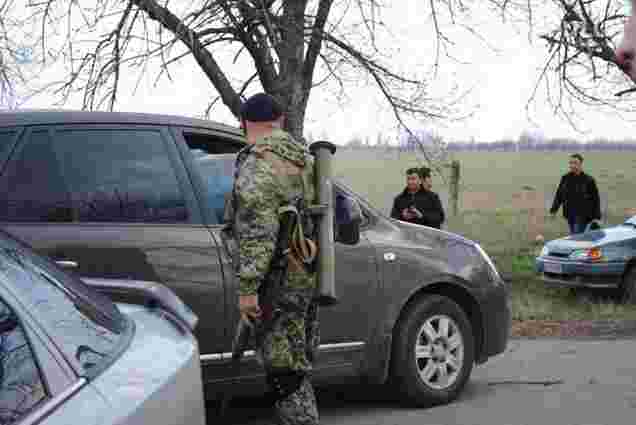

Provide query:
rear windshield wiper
left=37, top=271, right=125, bottom=333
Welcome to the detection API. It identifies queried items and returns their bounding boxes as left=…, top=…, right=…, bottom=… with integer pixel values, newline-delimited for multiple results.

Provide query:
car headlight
left=475, top=244, right=501, bottom=281
left=540, top=245, right=549, bottom=257
left=569, top=247, right=605, bottom=262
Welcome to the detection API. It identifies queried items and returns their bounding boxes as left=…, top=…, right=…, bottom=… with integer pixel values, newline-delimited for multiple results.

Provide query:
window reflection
left=54, top=130, right=189, bottom=223
left=0, top=131, right=73, bottom=223
left=0, top=129, right=190, bottom=224
left=0, top=248, right=121, bottom=375
left=190, top=151, right=236, bottom=224
left=0, top=300, right=46, bottom=424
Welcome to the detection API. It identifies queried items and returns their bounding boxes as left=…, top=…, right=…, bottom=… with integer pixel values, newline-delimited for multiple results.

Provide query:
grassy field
left=333, top=149, right=636, bottom=321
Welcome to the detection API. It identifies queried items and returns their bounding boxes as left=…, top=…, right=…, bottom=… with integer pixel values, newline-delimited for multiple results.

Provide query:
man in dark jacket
left=419, top=167, right=446, bottom=229
left=390, top=167, right=445, bottom=229
left=550, top=154, right=601, bottom=235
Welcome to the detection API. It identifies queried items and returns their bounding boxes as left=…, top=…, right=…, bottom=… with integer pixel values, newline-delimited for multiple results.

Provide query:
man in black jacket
left=550, top=154, right=601, bottom=235
left=390, top=167, right=445, bottom=229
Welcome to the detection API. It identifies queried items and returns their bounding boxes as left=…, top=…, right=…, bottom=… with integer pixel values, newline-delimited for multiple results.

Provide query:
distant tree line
left=341, top=135, right=636, bottom=152
left=447, top=138, right=636, bottom=152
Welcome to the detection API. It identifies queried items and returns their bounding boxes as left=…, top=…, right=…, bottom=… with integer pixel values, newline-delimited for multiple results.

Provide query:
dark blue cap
left=240, top=93, right=284, bottom=122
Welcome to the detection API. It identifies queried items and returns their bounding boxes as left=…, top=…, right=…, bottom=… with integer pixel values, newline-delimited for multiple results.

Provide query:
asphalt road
left=211, top=337, right=636, bottom=425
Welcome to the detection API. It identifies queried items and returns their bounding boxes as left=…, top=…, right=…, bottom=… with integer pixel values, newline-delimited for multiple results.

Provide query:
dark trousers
left=567, top=216, right=590, bottom=235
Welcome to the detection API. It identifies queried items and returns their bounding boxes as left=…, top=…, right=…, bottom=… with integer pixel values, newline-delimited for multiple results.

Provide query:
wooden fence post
left=449, top=160, right=460, bottom=216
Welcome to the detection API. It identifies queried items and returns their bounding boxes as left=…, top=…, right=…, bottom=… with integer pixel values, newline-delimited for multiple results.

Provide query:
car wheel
left=391, top=295, right=474, bottom=407
left=621, top=267, right=636, bottom=304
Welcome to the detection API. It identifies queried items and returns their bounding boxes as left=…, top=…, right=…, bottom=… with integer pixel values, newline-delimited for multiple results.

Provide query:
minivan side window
left=183, top=132, right=242, bottom=224
left=54, top=129, right=189, bottom=223
left=0, top=297, right=47, bottom=423
left=0, top=131, right=73, bottom=223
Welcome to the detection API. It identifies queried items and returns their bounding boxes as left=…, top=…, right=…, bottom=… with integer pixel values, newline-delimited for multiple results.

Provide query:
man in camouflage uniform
left=233, top=93, right=319, bottom=425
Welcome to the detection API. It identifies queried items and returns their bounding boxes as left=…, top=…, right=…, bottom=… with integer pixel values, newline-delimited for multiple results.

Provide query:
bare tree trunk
left=276, top=0, right=309, bottom=141
left=284, top=101, right=306, bottom=142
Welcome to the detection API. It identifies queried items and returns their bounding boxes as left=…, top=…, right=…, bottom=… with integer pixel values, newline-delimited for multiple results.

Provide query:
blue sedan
left=536, top=216, right=636, bottom=302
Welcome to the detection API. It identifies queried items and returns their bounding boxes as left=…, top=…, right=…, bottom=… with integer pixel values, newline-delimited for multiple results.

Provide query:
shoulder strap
left=230, top=145, right=255, bottom=223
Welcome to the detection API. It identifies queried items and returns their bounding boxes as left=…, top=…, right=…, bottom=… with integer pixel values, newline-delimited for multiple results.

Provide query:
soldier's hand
left=239, top=294, right=261, bottom=321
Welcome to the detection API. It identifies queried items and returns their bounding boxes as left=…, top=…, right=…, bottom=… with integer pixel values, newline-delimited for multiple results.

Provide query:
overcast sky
left=12, top=1, right=636, bottom=145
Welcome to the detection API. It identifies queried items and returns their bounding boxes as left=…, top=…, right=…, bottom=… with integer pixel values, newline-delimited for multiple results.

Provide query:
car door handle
left=56, top=260, right=79, bottom=269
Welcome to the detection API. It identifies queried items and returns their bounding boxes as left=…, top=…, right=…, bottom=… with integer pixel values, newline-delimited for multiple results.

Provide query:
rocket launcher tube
left=309, top=141, right=338, bottom=306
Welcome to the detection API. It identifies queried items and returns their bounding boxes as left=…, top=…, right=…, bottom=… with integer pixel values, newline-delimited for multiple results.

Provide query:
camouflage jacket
left=232, top=129, right=316, bottom=297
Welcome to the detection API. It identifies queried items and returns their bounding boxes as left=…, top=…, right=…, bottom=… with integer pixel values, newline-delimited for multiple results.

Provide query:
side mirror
left=335, top=193, right=361, bottom=245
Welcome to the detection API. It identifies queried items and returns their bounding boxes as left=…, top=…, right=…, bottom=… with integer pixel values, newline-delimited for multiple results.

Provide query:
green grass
left=334, top=148, right=636, bottom=321
left=334, top=148, right=636, bottom=207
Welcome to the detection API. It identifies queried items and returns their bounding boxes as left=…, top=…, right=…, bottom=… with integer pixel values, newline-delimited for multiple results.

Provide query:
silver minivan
left=0, top=230, right=206, bottom=425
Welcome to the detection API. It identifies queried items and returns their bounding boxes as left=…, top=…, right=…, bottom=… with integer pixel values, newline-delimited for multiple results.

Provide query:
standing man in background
left=418, top=167, right=445, bottom=229
left=549, top=154, right=601, bottom=235
left=390, top=167, right=445, bottom=229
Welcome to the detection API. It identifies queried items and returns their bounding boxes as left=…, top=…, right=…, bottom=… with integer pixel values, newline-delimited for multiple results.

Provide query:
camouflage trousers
left=256, top=288, right=320, bottom=425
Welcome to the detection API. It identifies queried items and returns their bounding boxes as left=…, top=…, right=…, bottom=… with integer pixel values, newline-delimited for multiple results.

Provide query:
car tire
left=621, top=267, right=636, bottom=304
left=390, top=295, right=474, bottom=407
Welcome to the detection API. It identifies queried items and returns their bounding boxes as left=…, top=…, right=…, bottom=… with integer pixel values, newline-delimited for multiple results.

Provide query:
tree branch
left=132, top=0, right=241, bottom=117
left=196, top=26, right=235, bottom=38
left=225, top=0, right=279, bottom=93
left=109, top=1, right=134, bottom=111
left=303, top=0, right=333, bottom=95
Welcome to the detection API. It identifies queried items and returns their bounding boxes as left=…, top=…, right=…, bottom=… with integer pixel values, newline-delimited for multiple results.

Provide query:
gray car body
left=0, top=110, right=510, bottom=399
left=0, top=233, right=206, bottom=425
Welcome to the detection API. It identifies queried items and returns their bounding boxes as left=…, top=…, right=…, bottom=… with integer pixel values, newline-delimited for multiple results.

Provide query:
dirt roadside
left=512, top=319, right=636, bottom=338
